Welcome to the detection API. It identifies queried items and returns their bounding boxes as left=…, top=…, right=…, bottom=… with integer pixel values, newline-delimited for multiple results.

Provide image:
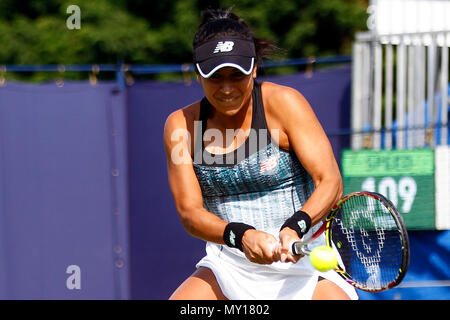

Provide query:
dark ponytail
left=193, top=8, right=278, bottom=66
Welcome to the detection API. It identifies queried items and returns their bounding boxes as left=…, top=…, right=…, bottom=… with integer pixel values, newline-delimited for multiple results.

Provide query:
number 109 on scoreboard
left=341, top=149, right=435, bottom=230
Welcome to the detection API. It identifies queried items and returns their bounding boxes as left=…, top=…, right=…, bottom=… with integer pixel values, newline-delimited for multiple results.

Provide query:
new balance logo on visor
left=214, top=41, right=234, bottom=53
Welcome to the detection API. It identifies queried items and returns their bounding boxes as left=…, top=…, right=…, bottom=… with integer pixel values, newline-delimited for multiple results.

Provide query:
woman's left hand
left=278, top=227, right=303, bottom=263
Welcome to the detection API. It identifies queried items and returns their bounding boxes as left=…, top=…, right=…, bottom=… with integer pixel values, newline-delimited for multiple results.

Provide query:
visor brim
left=196, top=57, right=254, bottom=78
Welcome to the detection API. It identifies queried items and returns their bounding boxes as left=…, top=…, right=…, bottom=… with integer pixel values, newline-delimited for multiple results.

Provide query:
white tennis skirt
left=196, top=240, right=359, bottom=300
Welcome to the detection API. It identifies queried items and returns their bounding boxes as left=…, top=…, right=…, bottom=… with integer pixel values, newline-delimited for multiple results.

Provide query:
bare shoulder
left=163, top=101, right=201, bottom=162
left=260, top=81, right=316, bottom=137
left=261, top=81, right=311, bottom=115
left=164, top=101, right=201, bottom=138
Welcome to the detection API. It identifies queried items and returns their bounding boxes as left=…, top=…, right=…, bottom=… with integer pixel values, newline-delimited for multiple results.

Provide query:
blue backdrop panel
left=127, top=67, right=352, bottom=299
left=0, top=82, right=130, bottom=299
left=126, top=80, right=206, bottom=299
left=358, top=231, right=450, bottom=300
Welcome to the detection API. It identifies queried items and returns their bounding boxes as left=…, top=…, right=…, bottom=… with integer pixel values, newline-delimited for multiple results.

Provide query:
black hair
left=193, top=8, right=278, bottom=66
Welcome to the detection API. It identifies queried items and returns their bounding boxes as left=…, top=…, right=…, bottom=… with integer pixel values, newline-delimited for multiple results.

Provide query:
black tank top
left=193, top=80, right=272, bottom=166
left=191, top=80, right=316, bottom=234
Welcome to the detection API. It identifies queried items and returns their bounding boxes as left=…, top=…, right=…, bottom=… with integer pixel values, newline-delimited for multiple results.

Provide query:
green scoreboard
left=341, top=148, right=435, bottom=230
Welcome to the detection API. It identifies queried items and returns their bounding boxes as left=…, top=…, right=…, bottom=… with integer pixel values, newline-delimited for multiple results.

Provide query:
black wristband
left=280, top=210, right=312, bottom=239
left=223, top=222, right=255, bottom=252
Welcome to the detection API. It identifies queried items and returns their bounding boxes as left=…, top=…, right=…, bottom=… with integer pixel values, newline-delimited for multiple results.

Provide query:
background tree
left=0, top=0, right=368, bottom=81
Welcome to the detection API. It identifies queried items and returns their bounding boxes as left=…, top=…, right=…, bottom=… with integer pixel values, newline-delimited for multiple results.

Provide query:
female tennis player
left=164, top=8, right=358, bottom=300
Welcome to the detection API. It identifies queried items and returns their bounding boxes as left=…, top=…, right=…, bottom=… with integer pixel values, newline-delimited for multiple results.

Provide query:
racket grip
left=291, top=241, right=311, bottom=255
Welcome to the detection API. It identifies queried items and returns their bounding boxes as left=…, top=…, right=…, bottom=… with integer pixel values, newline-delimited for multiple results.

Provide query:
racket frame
left=292, top=191, right=410, bottom=292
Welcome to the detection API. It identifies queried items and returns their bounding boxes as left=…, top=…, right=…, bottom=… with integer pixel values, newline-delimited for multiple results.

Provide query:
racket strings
left=332, top=195, right=403, bottom=291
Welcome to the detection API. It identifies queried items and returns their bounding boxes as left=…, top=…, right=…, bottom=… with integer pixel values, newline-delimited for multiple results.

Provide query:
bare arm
left=282, top=89, right=343, bottom=224
left=164, top=109, right=227, bottom=244
left=266, top=84, right=342, bottom=261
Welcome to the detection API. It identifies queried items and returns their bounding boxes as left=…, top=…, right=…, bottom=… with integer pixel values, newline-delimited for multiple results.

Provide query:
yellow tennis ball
left=309, top=246, right=337, bottom=272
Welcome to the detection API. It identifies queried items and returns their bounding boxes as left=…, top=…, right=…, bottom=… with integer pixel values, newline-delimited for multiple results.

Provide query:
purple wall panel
left=0, top=82, right=130, bottom=299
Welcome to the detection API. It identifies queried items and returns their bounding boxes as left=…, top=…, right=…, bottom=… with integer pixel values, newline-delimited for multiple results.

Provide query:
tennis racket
left=290, top=191, right=410, bottom=292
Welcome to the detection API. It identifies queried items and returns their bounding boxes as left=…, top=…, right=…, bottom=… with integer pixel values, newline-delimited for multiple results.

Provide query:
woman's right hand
left=241, top=229, right=281, bottom=264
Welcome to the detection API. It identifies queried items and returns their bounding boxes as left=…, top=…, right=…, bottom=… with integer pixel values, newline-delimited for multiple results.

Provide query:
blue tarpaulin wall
left=0, top=82, right=130, bottom=299
left=0, top=66, right=449, bottom=299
